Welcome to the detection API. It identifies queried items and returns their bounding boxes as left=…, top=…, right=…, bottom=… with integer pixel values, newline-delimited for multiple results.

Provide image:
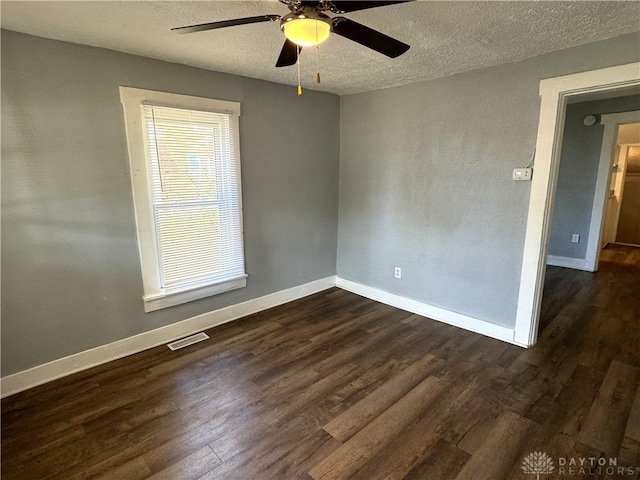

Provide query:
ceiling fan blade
left=172, top=15, right=280, bottom=34
left=276, top=39, right=302, bottom=67
left=332, top=17, right=410, bottom=58
left=329, top=1, right=413, bottom=13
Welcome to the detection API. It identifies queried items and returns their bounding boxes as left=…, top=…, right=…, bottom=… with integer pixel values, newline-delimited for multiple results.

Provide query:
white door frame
left=514, top=62, right=640, bottom=347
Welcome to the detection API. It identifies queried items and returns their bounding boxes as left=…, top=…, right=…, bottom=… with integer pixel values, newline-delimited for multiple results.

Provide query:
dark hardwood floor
left=2, top=245, right=640, bottom=479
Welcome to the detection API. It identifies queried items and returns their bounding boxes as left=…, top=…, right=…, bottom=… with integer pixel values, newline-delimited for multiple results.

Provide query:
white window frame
left=120, top=87, right=246, bottom=312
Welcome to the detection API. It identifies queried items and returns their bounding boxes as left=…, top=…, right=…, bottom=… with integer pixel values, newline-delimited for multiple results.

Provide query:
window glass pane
left=155, top=204, right=243, bottom=286
left=141, top=104, right=244, bottom=291
left=142, top=106, right=232, bottom=204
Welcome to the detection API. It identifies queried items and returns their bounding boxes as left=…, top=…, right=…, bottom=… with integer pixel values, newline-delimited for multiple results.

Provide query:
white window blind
left=120, top=87, right=246, bottom=312
left=141, top=105, right=245, bottom=292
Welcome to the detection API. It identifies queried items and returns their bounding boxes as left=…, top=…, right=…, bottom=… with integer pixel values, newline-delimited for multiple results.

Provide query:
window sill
left=143, top=275, right=248, bottom=313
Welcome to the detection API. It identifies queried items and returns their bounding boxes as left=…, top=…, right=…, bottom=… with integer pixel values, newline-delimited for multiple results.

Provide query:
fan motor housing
left=280, top=9, right=332, bottom=46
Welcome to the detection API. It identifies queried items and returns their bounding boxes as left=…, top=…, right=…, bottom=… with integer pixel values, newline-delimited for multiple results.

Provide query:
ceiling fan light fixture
left=281, top=13, right=331, bottom=47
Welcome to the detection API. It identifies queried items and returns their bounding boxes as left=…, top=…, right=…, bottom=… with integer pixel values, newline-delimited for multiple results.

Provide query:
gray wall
left=1, top=30, right=340, bottom=376
left=548, top=95, right=640, bottom=259
left=338, top=32, right=640, bottom=329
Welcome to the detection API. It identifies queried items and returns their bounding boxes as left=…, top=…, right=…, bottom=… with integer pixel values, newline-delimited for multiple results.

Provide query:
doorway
left=599, top=120, right=640, bottom=253
left=514, top=62, right=640, bottom=347
left=607, top=141, right=640, bottom=246
left=546, top=106, right=640, bottom=272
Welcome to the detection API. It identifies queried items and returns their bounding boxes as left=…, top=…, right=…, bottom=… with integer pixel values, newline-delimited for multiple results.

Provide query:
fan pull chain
left=315, top=20, right=321, bottom=84
left=297, top=45, right=302, bottom=95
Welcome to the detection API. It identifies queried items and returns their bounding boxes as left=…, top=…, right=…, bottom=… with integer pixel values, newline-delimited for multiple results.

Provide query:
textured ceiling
left=2, top=1, right=639, bottom=95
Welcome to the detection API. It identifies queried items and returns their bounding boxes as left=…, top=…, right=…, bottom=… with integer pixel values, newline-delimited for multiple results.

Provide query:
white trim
left=0, top=276, right=336, bottom=398
left=2, top=273, right=538, bottom=398
left=143, top=275, right=248, bottom=313
left=119, top=87, right=241, bottom=117
left=584, top=111, right=640, bottom=271
left=1, top=273, right=530, bottom=398
left=336, top=277, right=522, bottom=347
left=611, top=242, right=640, bottom=248
left=119, top=86, right=246, bottom=311
left=546, top=255, right=590, bottom=271
left=515, top=62, right=640, bottom=347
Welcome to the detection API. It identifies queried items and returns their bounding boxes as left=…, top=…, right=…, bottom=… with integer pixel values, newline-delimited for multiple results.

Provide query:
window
left=120, top=87, right=246, bottom=312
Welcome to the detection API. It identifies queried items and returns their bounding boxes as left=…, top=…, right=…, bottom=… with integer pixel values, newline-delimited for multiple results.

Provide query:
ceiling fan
left=172, top=1, right=413, bottom=68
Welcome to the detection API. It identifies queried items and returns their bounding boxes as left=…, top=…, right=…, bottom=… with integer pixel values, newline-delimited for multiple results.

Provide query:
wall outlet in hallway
left=572, top=234, right=580, bottom=243
left=394, top=267, right=402, bottom=279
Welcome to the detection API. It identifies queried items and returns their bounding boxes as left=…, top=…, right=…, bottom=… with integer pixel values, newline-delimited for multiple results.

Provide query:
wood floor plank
left=455, top=410, right=502, bottom=455
left=194, top=362, right=359, bottom=467
left=70, top=455, right=152, bottom=480
left=403, top=439, right=470, bottom=480
left=323, top=352, right=435, bottom=442
left=82, top=410, right=198, bottom=476
left=518, top=313, right=576, bottom=367
left=347, top=384, right=481, bottom=480
left=453, top=410, right=536, bottom=480
left=618, top=436, right=640, bottom=468
left=196, top=413, right=321, bottom=479
left=349, top=432, right=440, bottom=480
left=0, top=420, right=86, bottom=461
left=578, top=360, right=640, bottom=455
left=527, top=364, right=604, bottom=438
left=248, top=326, right=364, bottom=388
left=140, top=419, right=228, bottom=474
left=309, top=375, right=444, bottom=480
left=148, top=320, right=283, bottom=377
left=324, top=358, right=401, bottom=409
left=82, top=396, right=180, bottom=437
left=624, top=381, right=640, bottom=442
left=263, top=429, right=342, bottom=480
left=147, top=446, right=221, bottom=480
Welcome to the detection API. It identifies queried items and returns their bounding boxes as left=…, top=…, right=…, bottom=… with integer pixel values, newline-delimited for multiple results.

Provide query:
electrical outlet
left=394, top=267, right=401, bottom=279
left=572, top=234, right=580, bottom=243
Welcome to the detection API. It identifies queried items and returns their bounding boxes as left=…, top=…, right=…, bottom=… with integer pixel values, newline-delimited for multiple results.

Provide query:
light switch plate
left=513, top=168, right=533, bottom=181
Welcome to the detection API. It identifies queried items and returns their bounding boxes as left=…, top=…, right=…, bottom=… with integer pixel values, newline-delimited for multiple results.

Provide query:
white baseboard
left=546, top=255, right=591, bottom=271
left=336, top=277, right=520, bottom=346
left=0, top=276, right=336, bottom=398
left=2, top=274, right=526, bottom=398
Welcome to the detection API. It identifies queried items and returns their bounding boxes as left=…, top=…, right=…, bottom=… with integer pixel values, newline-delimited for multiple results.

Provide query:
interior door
left=601, top=145, right=624, bottom=247
left=616, top=145, right=640, bottom=245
